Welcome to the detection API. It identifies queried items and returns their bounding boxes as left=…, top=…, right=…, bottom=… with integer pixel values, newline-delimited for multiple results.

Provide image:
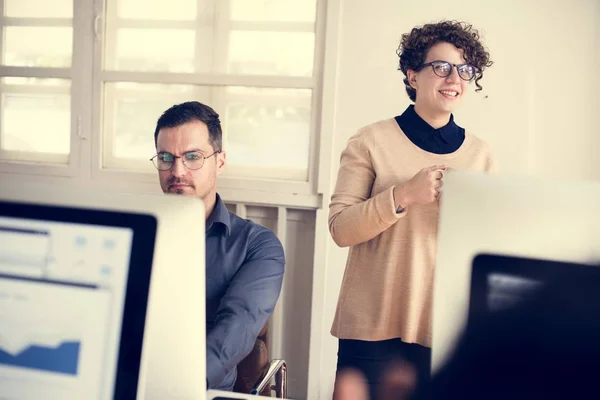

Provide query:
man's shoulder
left=228, top=210, right=270, bottom=236
left=228, top=211, right=284, bottom=255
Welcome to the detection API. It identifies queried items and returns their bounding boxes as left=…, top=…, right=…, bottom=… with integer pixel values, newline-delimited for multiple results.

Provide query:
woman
left=329, top=20, right=496, bottom=399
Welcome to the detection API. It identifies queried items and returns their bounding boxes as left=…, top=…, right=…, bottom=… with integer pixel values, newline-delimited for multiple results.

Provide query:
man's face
left=155, top=120, right=225, bottom=200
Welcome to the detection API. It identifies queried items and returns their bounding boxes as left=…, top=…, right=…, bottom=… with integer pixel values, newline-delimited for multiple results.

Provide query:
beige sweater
left=329, top=118, right=496, bottom=347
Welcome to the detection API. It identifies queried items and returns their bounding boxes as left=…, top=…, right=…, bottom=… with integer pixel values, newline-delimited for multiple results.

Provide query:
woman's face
left=408, top=42, right=472, bottom=117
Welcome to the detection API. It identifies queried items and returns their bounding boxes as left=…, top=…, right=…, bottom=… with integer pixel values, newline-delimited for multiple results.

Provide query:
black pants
left=336, top=338, right=431, bottom=399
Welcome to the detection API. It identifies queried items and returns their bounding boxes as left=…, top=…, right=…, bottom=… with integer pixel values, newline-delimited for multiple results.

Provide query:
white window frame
left=0, top=0, right=326, bottom=208
left=0, top=0, right=93, bottom=178
left=89, top=0, right=326, bottom=201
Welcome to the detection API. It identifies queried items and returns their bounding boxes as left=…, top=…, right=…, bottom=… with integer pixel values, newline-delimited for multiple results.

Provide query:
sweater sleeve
left=328, top=130, right=406, bottom=248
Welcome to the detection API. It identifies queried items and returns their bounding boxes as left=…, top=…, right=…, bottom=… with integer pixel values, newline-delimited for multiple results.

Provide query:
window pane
left=5, top=0, right=72, bottom=18
left=103, top=83, right=205, bottom=163
left=114, top=0, right=197, bottom=21
left=224, top=87, right=312, bottom=180
left=228, top=31, right=315, bottom=76
left=3, top=77, right=70, bottom=86
left=109, top=29, right=196, bottom=72
left=230, top=0, right=317, bottom=22
left=3, top=27, right=73, bottom=68
left=103, top=84, right=312, bottom=180
left=0, top=78, right=71, bottom=157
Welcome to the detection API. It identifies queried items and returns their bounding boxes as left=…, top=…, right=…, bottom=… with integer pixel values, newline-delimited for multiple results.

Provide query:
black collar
left=395, top=105, right=465, bottom=153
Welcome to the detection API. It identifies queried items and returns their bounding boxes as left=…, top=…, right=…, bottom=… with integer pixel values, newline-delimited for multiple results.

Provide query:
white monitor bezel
left=0, top=180, right=207, bottom=400
left=432, top=170, right=600, bottom=373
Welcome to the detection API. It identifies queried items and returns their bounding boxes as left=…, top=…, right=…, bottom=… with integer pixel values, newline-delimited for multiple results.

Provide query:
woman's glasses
left=416, top=60, right=480, bottom=81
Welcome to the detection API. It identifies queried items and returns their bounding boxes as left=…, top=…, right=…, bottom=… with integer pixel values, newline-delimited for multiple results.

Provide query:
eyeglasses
left=416, top=60, right=480, bottom=81
left=150, top=150, right=220, bottom=171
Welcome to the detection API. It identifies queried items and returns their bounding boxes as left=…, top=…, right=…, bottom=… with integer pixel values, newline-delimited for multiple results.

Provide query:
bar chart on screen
left=0, top=276, right=112, bottom=399
left=0, top=315, right=83, bottom=376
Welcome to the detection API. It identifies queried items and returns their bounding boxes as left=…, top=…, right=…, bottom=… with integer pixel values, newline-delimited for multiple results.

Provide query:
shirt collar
left=205, top=193, right=231, bottom=236
left=398, top=104, right=462, bottom=144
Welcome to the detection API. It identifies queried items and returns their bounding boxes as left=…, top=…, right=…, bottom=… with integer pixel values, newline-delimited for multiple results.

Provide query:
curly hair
left=396, top=20, right=493, bottom=102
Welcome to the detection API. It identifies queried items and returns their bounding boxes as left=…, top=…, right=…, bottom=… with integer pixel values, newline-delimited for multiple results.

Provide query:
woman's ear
left=407, top=70, right=418, bottom=89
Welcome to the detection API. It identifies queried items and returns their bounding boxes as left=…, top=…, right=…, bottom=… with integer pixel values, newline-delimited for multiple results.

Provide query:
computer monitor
left=468, top=253, right=599, bottom=324
left=0, top=179, right=206, bottom=400
left=432, top=170, right=600, bottom=373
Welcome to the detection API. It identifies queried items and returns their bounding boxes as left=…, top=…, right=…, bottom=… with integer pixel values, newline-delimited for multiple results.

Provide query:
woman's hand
left=394, top=165, right=447, bottom=208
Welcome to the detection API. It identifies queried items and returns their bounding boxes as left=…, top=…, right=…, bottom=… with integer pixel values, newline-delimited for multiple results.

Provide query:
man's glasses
left=416, top=60, right=480, bottom=81
left=150, top=150, right=220, bottom=171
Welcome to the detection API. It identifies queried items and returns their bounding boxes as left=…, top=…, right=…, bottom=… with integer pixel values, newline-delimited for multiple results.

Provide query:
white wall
left=308, top=0, right=600, bottom=398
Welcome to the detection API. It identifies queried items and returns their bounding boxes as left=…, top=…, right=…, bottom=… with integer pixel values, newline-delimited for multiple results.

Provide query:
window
left=0, top=0, right=323, bottom=190
left=0, top=0, right=74, bottom=166
left=98, top=0, right=320, bottom=182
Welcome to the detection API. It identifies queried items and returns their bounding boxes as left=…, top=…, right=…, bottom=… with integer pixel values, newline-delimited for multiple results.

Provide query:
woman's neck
left=413, top=103, right=451, bottom=129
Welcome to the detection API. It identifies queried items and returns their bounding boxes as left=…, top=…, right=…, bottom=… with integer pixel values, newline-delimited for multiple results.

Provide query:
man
left=150, top=101, right=285, bottom=391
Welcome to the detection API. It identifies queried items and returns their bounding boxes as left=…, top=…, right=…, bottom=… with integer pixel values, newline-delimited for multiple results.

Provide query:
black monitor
left=468, top=253, right=598, bottom=325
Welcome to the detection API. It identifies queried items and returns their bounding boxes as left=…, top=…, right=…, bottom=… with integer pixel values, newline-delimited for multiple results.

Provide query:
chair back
left=234, top=323, right=270, bottom=396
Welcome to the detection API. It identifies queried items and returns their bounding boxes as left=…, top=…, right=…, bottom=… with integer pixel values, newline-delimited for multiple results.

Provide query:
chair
left=234, top=323, right=287, bottom=398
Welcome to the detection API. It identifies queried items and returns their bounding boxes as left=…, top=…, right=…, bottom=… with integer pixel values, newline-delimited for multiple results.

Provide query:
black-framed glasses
left=416, top=60, right=480, bottom=81
left=149, top=150, right=220, bottom=171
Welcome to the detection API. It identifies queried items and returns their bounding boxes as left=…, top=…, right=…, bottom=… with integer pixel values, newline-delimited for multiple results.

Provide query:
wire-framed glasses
left=149, top=150, right=220, bottom=171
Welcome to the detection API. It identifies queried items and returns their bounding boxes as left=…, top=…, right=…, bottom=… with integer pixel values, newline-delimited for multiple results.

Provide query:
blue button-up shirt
left=205, top=194, right=285, bottom=390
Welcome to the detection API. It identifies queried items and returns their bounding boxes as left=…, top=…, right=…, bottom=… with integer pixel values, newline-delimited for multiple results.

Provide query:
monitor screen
left=432, top=170, right=600, bottom=373
left=0, top=202, right=156, bottom=400
left=468, top=253, right=597, bottom=323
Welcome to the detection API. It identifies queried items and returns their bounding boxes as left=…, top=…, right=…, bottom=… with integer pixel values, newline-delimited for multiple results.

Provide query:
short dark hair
left=153, top=101, right=222, bottom=152
left=396, top=20, right=493, bottom=102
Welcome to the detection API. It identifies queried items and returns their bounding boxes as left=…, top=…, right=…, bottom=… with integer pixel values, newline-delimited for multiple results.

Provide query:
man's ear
left=216, top=150, right=226, bottom=176
left=407, top=69, right=418, bottom=89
